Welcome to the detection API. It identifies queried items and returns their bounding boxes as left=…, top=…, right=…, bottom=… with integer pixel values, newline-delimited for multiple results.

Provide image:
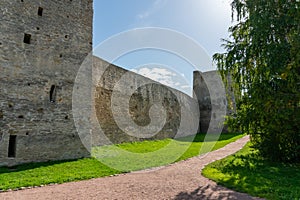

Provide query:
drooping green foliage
left=214, top=0, right=300, bottom=162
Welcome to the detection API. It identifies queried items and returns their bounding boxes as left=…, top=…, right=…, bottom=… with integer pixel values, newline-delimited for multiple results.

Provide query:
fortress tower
left=193, top=71, right=229, bottom=134
left=0, top=0, right=93, bottom=166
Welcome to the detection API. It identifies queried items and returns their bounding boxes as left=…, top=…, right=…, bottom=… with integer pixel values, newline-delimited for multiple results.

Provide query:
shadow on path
left=174, top=184, right=262, bottom=200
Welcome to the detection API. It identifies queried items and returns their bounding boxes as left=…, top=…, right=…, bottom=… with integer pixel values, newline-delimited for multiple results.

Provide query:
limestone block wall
left=0, top=0, right=232, bottom=167
left=92, top=57, right=200, bottom=145
left=0, top=0, right=93, bottom=166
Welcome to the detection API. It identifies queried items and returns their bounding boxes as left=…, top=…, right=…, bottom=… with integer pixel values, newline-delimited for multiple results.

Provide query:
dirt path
left=1, top=135, right=263, bottom=200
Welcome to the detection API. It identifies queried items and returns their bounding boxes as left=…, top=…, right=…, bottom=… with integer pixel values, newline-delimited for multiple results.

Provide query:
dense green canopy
left=214, top=0, right=299, bottom=162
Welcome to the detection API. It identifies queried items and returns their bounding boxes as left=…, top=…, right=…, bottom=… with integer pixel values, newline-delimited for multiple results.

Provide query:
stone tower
left=193, top=71, right=228, bottom=134
left=0, top=0, right=93, bottom=166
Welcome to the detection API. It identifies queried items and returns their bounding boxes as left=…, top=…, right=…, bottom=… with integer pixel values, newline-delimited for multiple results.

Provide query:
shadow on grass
left=176, top=133, right=243, bottom=142
left=0, top=158, right=84, bottom=174
left=203, top=143, right=300, bottom=199
left=0, top=133, right=243, bottom=174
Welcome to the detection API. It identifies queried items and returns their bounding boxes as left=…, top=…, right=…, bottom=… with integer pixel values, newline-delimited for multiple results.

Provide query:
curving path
left=1, top=135, right=264, bottom=200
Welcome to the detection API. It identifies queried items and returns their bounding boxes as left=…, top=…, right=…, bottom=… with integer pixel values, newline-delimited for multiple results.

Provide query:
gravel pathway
left=1, top=135, right=264, bottom=200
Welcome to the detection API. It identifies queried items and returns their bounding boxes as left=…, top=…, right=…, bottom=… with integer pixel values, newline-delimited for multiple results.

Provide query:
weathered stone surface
left=0, top=0, right=93, bottom=166
left=0, top=1, right=232, bottom=167
left=92, top=58, right=200, bottom=146
left=193, top=71, right=230, bottom=134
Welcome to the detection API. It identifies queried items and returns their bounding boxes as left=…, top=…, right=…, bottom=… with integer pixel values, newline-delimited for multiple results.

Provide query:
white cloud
left=131, top=66, right=191, bottom=95
left=181, top=85, right=190, bottom=89
left=137, top=0, right=168, bottom=20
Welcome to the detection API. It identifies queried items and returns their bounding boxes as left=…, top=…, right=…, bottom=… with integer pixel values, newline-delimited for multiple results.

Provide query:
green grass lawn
left=202, top=142, right=300, bottom=200
left=0, top=133, right=243, bottom=191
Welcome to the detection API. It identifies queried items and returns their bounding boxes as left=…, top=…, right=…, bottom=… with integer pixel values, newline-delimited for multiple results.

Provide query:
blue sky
left=93, top=0, right=233, bottom=95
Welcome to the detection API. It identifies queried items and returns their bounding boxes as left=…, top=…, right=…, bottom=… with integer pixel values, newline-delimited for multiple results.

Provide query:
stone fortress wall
left=92, top=57, right=202, bottom=146
left=0, top=0, right=93, bottom=166
left=0, top=0, right=229, bottom=166
left=193, top=71, right=229, bottom=134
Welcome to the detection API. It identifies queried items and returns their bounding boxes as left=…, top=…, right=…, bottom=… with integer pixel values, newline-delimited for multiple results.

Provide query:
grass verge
left=202, top=142, right=300, bottom=200
left=0, top=133, right=243, bottom=191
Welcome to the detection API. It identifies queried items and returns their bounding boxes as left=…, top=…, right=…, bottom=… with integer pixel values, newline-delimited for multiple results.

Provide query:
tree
left=214, top=0, right=300, bottom=162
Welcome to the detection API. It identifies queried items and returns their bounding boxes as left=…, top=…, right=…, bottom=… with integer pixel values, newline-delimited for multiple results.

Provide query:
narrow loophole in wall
left=23, top=33, right=31, bottom=44
left=38, top=7, right=43, bottom=16
left=0, top=110, right=3, bottom=119
left=50, top=85, right=56, bottom=103
left=8, top=135, right=17, bottom=158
